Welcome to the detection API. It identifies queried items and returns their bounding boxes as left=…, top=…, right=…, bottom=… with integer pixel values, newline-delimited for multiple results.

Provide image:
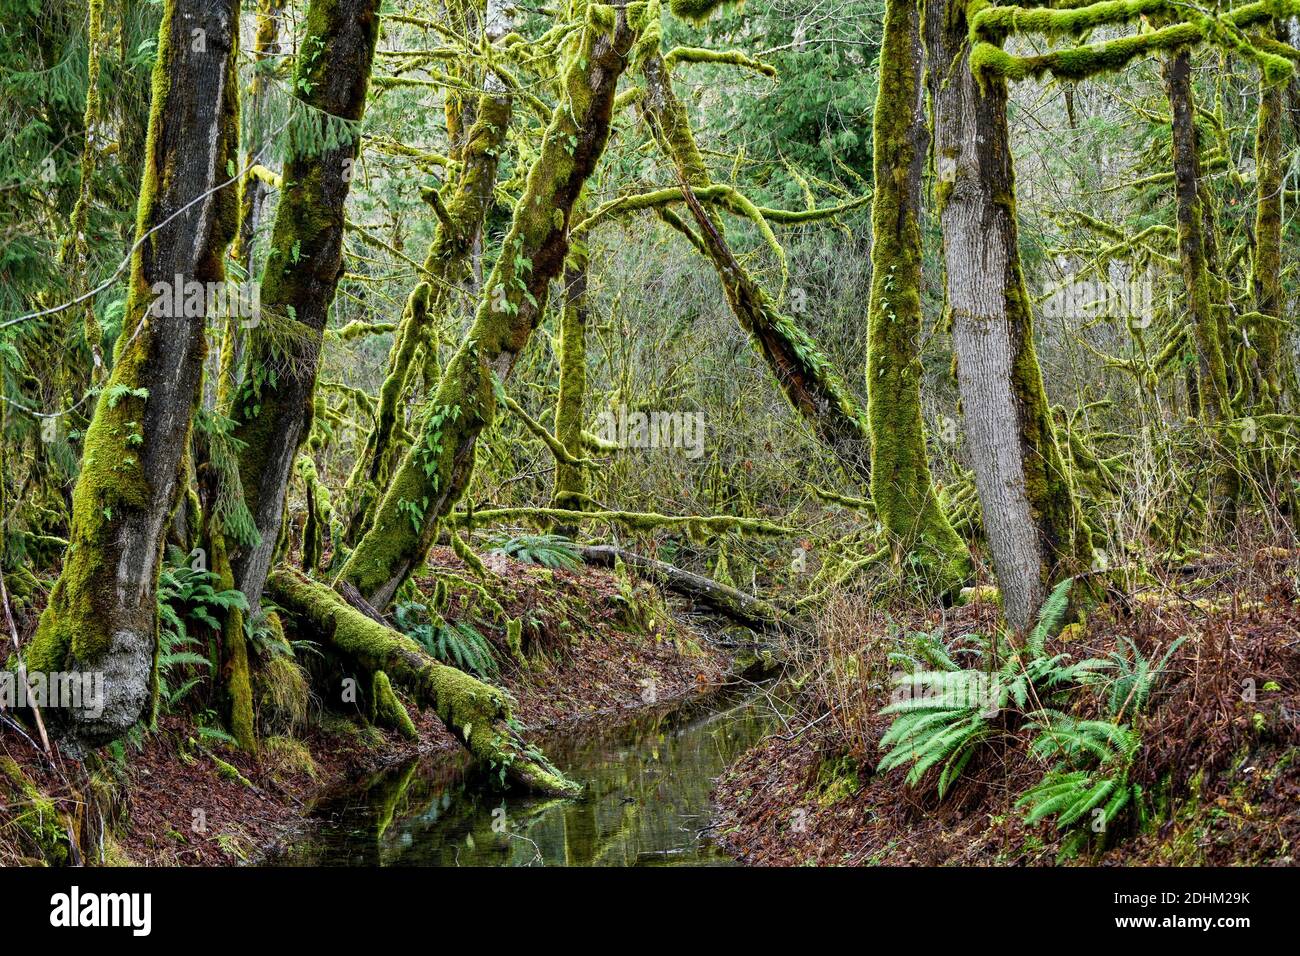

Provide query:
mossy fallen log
left=266, top=568, right=579, bottom=796
left=577, top=544, right=785, bottom=633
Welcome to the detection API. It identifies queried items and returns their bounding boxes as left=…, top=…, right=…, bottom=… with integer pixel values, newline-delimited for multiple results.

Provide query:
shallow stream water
left=278, top=686, right=776, bottom=866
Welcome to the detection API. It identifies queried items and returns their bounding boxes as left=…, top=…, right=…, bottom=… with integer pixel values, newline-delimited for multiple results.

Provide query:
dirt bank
left=713, top=556, right=1300, bottom=866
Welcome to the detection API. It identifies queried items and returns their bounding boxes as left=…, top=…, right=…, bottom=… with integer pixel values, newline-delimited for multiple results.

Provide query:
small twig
left=0, top=568, right=51, bottom=754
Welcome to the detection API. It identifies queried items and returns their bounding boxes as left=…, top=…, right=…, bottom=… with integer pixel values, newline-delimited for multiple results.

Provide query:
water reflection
left=279, top=688, right=775, bottom=867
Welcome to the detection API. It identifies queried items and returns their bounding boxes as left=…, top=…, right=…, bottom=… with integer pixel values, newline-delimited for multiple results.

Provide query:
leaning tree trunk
left=26, top=0, right=241, bottom=749
left=866, top=0, right=971, bottom=596
left=229, top=0, right=382, bottom=609
left=639, top=50, right=875, bottom=488
left=267, top=568, right=579, bottom=795
left=339, top=0, right=515, bottom=546
left=339, top=2, right=644, bottom=609
left=929, top=0, right=1087, bottom=631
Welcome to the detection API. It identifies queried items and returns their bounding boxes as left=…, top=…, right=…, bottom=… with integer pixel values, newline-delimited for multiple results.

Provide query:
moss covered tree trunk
left=1251, top=65, right=1285, bottom=409
left=928, top=0, right=1086, bottom=631
left=639, top=50, right=875, bottom=488
left=229, top=0, right=382, bottom=608
left=551, top=232, right=591, bottom=533
left=339, top=0, right=515, bottom=546
left=1163, top=48, right=1238, bottom=524
left=26, top=0, right=241, bottom=749
left=340, top=2, right=644, bottom=609
left=866, top=0, right=971, bottom=596
left=1164, top=49, right=1230, bottom=424
left=267, top=568, right=579, bottom=795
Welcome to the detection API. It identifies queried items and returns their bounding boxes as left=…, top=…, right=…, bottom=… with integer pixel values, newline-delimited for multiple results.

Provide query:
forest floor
left=0, top=548, right=728, bottom=866
left=713, top=550, right=1300, bottom=866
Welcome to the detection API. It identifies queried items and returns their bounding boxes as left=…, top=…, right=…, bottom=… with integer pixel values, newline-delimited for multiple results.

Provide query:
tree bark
left=27, top=0, right=241, bottom=749
left=928, top=0, right=1086, bottom=631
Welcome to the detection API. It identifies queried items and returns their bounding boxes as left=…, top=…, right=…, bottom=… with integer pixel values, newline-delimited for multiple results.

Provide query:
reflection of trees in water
left=293, top=691, right=777, bottom=867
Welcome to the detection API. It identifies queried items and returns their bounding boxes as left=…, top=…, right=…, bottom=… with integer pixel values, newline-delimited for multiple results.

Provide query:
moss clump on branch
left=970, top=1, right=1300, bottom=84
left=669, top=0, right=741, bottom=26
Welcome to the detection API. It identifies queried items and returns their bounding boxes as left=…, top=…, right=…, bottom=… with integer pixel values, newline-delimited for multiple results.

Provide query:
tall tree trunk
left=26, top=0, right=241, bottom=749
left=1163, top=49, right=1236, bottom=522
left=229, top=0, right=381, bottom=609
left=638, top=50, right=875, bottom=488
left=340, top=2, right=643, bottom=609
left=866, top=0, right=971, bottom=596
left=928, top=0, right=1087, bottom=631
left=1164, top=50, right=1230, bottom=421
left=1252, top=64, right=1285, bottom=409
left=551, top=231, right=591, bottom=533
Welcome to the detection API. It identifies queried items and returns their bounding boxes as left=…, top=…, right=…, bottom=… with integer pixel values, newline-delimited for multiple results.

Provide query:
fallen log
left=267, top=568, right=580, bottom=797
left=577, top=544, right=786, bottom=632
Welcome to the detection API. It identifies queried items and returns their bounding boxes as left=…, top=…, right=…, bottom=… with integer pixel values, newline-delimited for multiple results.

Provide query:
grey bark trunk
left=928, top=0, right=1082, bottom=630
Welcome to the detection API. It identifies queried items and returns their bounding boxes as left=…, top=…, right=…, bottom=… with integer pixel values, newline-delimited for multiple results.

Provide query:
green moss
left=669, top=0, right=740, bottom=26
left=0, top=756, right=71, bottom=864
left=866, top=0, right=972, bottom=597
left=254, top=654, right=310, bottom=736
left=268, top=568, right=580, bottom=796
left=210, top=754, right=253, bottom=787
left=370, top=670, right=418, bottom=740
left=263, top=735, right=318, bottom=781
left=210, top=524, right=256, bottom=751
left=815, top=752, right=861, bottom=807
